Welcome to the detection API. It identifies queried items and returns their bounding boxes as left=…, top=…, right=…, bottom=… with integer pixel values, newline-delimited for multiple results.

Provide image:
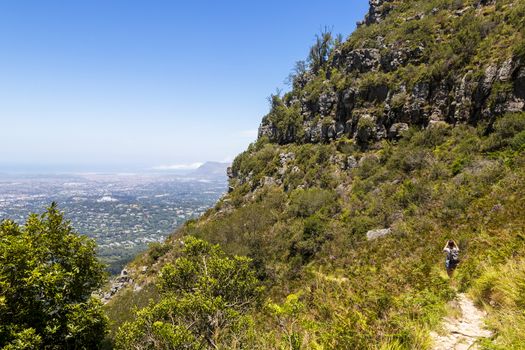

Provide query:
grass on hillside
left=107, top=112, right=525, bottom=348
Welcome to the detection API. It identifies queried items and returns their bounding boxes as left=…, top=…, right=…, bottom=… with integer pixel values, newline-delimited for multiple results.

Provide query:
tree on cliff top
left=308, top=27, right=341, bottom=73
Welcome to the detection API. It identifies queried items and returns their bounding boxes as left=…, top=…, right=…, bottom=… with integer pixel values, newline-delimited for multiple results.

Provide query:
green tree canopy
left=0, top=203, right=108, bottom=349
left=116, top=236, right=263, bottom=349
left=308, top=27, right=339, bottom=73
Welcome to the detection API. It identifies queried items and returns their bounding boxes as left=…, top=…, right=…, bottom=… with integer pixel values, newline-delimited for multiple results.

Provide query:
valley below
left=0, top=171, right=227, bottom=273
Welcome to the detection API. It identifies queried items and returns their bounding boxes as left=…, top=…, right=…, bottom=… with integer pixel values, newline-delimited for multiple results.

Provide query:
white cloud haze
left=152, top=162, right=204, bottom=170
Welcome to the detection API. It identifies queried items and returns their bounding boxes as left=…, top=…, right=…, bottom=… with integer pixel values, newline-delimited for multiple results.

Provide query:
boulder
left=305, top=121, right=323, bottom=143
left=365, top=0, right=397, bottom=25
left=261, top=176, right=280, bottom=187
left=279, top=152, right=295, bottom=165
left=366, top=228, right=392, bottom=240
left=497, top=58, right=514, bottom=82
left=388, top=123, right=409, bottom=139
left=258, top=121, right=277, bottom=141
left=345, top=48, right=382, bottom=73
left=319, top=90, right=337, bottom=117
left=342, top=88, right=357, bottom=112
left=278, top=152, right=295, bottom=175
left=347, top=156, right=358, bottom=169
left=329, top=154, right=347, bottom=170
left=380, top=45, right=424, bottom=72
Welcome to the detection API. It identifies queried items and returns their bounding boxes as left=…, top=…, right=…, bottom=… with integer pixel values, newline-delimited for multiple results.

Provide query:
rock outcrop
left=366, top=228, right=392, bottom=240
left=257, top=0, right=525, bottom=146
left=363, top=0, right=397, bottom=26
left=100, top=267, right=145, bottom=304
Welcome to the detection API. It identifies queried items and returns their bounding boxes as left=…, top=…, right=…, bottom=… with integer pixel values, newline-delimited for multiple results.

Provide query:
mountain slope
left=106, top=1, right=525, bottom=348
left=189, top=161, right=230, bottom=179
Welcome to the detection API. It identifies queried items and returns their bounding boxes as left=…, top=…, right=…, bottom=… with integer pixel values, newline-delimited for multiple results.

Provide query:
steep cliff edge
left=257, top=0, right=524, bottom=147
left=106, top=1, right=525, bottom=348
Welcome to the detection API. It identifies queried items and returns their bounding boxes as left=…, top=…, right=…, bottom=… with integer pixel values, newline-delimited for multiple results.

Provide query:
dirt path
left=430, top=293, right=492, bottom=350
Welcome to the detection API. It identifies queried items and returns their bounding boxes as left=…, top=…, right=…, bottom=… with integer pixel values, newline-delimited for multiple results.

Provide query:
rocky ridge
left=100, top=267, right=146, bottom=304
left=257, top=0, right=525, bottom=147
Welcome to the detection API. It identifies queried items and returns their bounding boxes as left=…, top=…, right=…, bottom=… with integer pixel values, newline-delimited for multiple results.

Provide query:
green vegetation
left=115, top=237, right=263, bottom=349
left=472, top=257, right=525, bottom=349
left=308, top=27, right=342, bottom=74
left=0, top=203, right=108, bottom=349
left=262, top=0, right=525, bottom=145
left=109, top=111, right=525, bottom=348
left=4, top=0, right=525, bottom=348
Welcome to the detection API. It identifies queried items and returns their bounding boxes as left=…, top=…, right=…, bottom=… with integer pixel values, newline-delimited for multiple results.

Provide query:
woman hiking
left=443, top=240, right=460, bottom=277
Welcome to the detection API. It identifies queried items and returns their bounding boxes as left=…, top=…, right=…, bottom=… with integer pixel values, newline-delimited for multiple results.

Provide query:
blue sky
left=0, top=0, right=369, bottom=172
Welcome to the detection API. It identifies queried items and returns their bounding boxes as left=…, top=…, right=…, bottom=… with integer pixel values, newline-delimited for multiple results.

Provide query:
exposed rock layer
left=258, top=1, right=525, bottom=146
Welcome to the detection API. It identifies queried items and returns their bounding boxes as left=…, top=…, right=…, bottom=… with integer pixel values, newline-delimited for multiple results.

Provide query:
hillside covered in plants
left=103, top=1, right=525, bottom=348
left=6, top=0, right=523, bottom=349
left=105, top=0, right=525, bottom=349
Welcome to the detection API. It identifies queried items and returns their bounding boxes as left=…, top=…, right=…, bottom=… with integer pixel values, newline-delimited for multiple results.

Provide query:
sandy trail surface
left=431, top=293, right=492, bottom=350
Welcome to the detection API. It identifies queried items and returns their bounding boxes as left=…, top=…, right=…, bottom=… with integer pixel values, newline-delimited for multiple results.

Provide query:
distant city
left=0, top=163, right=229, bottom=273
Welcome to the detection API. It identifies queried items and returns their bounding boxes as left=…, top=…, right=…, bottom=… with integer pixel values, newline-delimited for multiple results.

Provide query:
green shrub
left=487, top=82, right=514, bottom=109
left=484, top=112, right=525, bottom=151
left=289, top=188, right=338, bottom=217
left=116, top=237, right=263, bottom=349
left=510, top=130, right=525, bottom=150
left=355, top=154, right=381, bottom=178
left=147, top=242, right=170, bottom=263
left=0, top=204, right=108, bottom=349
left=471, top=257, right=525, bottom=348
left=335, top=138, right=357, bottom=155
left=451, top=155, right=470, bottom=175
left=412, top=125, right=451, bottom=148
left=290, top=214, right=330, bottom=261
left=513, top=33, right=525, bottom=60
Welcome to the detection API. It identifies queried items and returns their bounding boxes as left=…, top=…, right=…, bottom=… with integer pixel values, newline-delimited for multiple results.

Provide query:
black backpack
left=448, top=248, right=460, bottom=263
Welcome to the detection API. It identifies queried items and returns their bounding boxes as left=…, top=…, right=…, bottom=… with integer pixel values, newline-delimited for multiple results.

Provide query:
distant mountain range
left=189, top=161, right=230, bottom=179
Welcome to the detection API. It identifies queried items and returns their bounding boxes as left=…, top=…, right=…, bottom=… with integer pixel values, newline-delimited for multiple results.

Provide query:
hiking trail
left=430, top=293, right=493, bottom=350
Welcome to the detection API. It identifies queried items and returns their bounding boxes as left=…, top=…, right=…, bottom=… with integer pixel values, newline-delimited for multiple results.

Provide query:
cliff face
left=257, top=0, right=525, bottom=146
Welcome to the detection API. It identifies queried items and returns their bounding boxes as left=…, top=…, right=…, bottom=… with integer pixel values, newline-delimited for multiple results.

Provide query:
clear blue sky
left=0, top=0, right=369, bottom=172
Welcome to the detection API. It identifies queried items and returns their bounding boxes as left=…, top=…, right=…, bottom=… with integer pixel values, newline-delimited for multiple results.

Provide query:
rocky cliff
left=257, top=0, right=525, bottom=147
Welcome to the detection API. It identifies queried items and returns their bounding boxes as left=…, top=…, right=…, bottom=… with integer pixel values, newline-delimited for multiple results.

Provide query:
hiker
left=443, top=240, right=460, bottom=277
